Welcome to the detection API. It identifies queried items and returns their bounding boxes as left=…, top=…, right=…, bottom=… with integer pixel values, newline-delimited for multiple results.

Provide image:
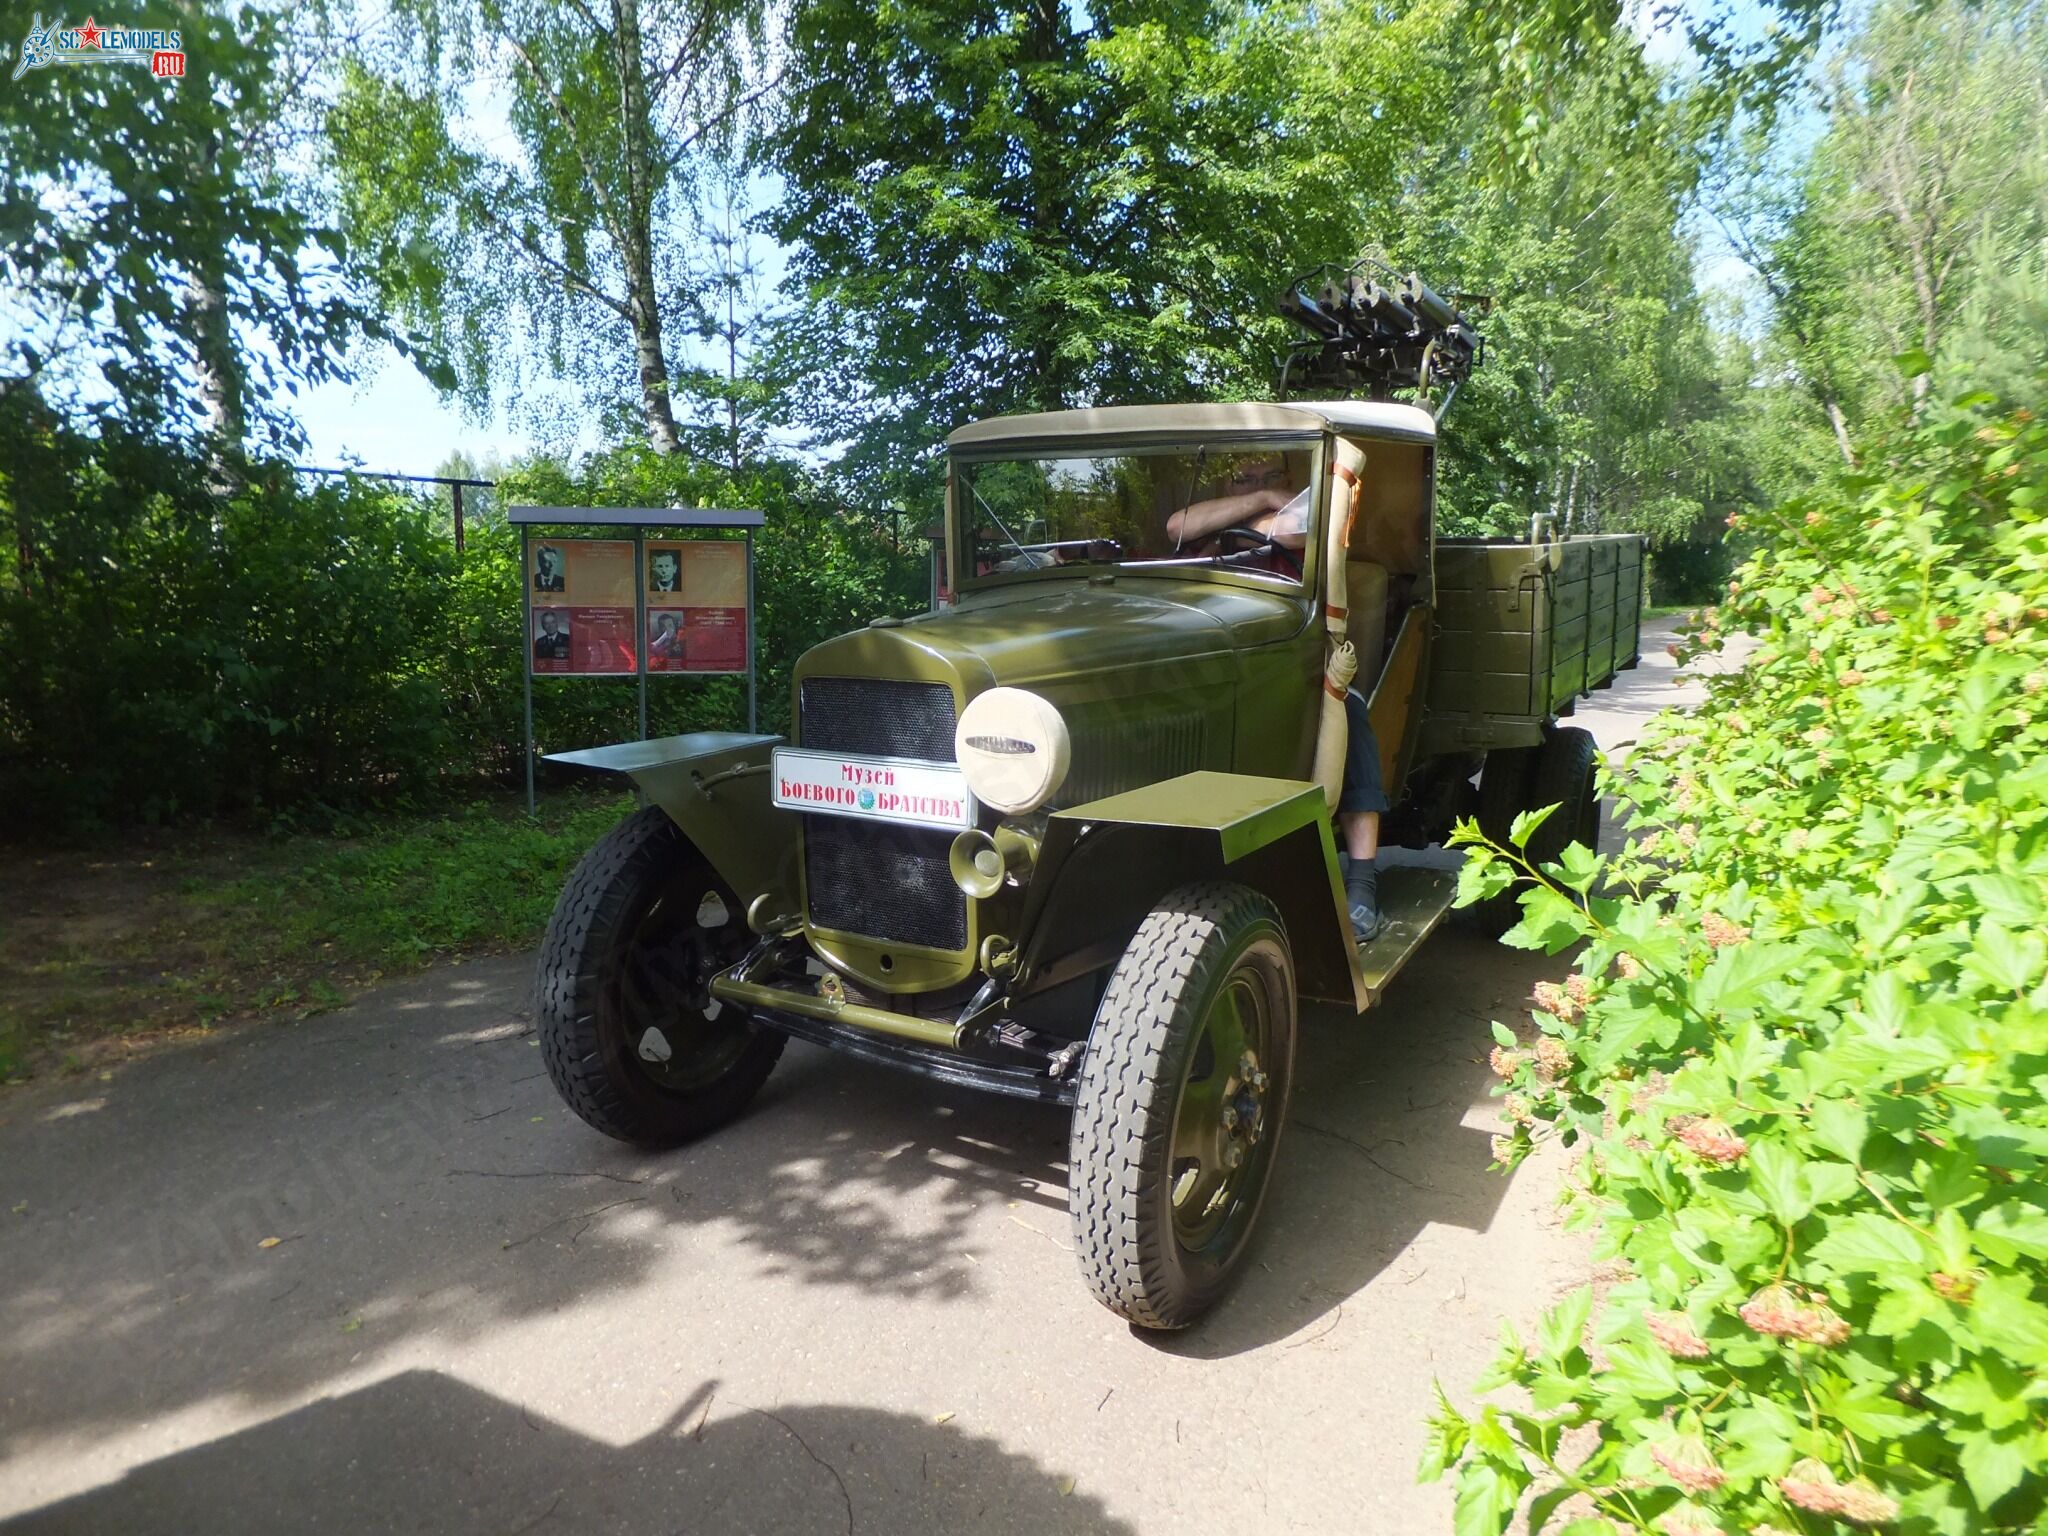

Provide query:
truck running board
left=1355, top=866, right=1460, bottom=1007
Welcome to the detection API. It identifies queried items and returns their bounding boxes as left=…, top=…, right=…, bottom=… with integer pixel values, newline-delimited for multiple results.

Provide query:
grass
left=1641, top=603, right=1692, bottom=622
left=0, top=788, right=634, bottom=1083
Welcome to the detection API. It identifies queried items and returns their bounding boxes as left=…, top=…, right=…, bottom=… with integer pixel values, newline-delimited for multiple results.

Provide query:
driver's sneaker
left=1345, top=859, right=1384, bottom=945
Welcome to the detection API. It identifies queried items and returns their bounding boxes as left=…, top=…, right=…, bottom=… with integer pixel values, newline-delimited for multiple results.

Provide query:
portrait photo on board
left=532, top=607, right=572, bottom=659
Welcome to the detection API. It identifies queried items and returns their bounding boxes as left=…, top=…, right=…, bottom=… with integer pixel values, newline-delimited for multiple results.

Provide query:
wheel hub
left=1168, top=979, right=1274, bottom=1248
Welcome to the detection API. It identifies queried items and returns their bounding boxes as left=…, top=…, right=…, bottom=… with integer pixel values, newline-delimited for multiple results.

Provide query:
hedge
left=1427, top=382, right=2048, bottom=1535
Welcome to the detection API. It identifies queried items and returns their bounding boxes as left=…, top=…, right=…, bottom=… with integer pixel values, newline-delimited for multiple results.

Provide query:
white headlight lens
left=954, top=687, right=1070, bottom=815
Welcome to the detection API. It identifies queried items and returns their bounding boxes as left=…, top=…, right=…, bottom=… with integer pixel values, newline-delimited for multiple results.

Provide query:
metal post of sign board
left=522, top=524, right=535, bottom=816
left=633, top=528, right=649, bottom=744
left=510, top=505, right=767, bottom=817
left=746, top=528, right=757, bottom=732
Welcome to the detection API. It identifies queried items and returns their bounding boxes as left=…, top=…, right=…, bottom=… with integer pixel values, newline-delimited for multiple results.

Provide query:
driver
left=1164, top=456, right=1311, bottom=553
left=1166, top=454, right=1387, bottom=942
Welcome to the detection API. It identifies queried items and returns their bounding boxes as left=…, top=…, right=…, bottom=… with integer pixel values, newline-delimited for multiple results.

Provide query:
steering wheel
left=1212, top=526, right=1304, bottom=578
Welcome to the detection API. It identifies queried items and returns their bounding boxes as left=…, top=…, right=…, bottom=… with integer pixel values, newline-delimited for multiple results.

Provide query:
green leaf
left=1537, top=1286, right=1594, bottom=1363
left=1491, top=1020, right=1518, bottom=1049
left=1959, top=1430, right=2029, bottom=1511
left=1501, top=886, right=1589, bottom=954
left=1602, top=1339, right=1683, bottom=1401
left=1748, top=1138, right=1814, bottom=1226
left=1694, top=940, right=1798, bottom=1014
left=1457, top=855, right=1516, bottom=908
left=1471, top=1406, right=1519, bottom=1463
left=1808, top=1099, right=1870, bottom=1164
left=1452, top=1462, right=1517, bottom=1536
left=1831, top=1389, right=1926, bottom=1442
left=1811, top=1211, right=1925, bottom=1277
left=1969, top=920, right=2046, bottom=995
left=1509, top=802, right=1561, bottom=850
left=1970, top=872, right=2042, bottom=927
left=1418, top=1382, right=1470, bottom=1483
left=1929, top=1359, right=2033, bottom=1431
left=1893, top=347, right=1933, bottom=377
left=1971, top=1273, right=2048, bottom=1357
left=1554, top=842, right=1601, bottom=892
left=1975, top=1201, right=2048, bottom=1262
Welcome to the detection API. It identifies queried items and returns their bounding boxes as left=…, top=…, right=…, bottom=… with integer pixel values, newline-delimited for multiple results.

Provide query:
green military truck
left=535, top=273, right=1644, bottom=1328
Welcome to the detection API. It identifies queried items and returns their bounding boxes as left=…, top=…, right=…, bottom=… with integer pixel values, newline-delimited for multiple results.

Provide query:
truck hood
left=797, top=578, right=1305, bottom=694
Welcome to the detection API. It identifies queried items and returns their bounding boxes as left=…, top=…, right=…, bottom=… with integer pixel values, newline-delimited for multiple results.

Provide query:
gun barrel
left=1399, top=273, right=1458, bottom=328
left=1360, top=281, right=1419, bottom=334
left=1280, top=286, right=1344, bottom=340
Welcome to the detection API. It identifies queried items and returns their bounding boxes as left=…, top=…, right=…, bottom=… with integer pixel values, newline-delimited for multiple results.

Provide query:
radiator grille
left=802, top=818, right=969, bottom=950
left=798, top=677, right=957, bottom=762
left=799, top=677, right=967, bottom=952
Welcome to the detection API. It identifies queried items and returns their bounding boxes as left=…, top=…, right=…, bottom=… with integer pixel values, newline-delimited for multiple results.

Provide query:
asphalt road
left=0, top=621, right=1732, bottom=1535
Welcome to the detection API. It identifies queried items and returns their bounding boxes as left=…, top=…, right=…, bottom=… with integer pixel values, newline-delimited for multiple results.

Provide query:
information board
left=530, top=538, right=637, bottom=675
left=646, top=540, right=749, bottom=674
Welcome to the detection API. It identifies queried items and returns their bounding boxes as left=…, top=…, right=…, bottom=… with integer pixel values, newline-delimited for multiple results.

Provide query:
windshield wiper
left=966, top=475, right=1032, bottom=564
left=1009, top=538, right=1124, bottom=563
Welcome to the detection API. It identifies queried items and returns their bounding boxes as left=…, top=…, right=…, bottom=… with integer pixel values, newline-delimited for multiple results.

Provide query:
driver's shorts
left=1339, top=688, right=1390, bottom=815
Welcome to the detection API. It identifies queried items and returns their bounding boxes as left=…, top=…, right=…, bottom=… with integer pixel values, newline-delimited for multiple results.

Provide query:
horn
left=949, top=829, right=1006, bottom=899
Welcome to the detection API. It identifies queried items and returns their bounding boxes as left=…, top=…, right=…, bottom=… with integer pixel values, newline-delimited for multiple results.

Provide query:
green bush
left=0, top=405, right=459, bottom=824
left=0, top=402, right=927, bottom=829
left=1427, top=387, right=2048, bottom=1534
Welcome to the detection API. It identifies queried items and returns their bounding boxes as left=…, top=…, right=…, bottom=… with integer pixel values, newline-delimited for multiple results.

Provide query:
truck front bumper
left=709, top=967, right=1080, bottom=1105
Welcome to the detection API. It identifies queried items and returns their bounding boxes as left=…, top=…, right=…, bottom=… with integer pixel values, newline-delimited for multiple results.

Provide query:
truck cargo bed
left=1421, top=534, right=1646, bottom=753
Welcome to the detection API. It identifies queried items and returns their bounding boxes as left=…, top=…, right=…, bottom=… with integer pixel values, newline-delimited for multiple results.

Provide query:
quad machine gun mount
left=1278, top=261, right=1490, bottom=419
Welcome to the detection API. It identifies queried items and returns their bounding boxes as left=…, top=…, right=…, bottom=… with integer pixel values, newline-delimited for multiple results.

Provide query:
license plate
left=772, top=748, right=976, bottom=830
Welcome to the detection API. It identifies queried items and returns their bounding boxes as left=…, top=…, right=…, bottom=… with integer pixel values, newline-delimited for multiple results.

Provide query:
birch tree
left=328, top=0, right=775, bottom=453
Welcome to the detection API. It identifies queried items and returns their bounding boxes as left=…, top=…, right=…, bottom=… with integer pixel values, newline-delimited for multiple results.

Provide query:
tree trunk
left=613, top=0, right=681, bottom=456
left=628, top=274, right=681, bottom=456
left=1825, top=400, right=1857, bottom=467
left=185, top=129, right=244, bottom=485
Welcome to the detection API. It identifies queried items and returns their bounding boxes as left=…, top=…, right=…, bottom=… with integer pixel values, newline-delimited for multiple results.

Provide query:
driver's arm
left=1165, top=487, right=1290, bottom=547
left=1259, top=487, right=1313, bottom=550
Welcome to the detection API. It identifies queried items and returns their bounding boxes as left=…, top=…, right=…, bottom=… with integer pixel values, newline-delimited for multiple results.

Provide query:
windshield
left=955, top=441, right=1318, bottom=584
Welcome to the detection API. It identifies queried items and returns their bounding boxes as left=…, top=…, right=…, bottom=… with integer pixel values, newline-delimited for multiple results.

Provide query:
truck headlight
left=955, top=687, right=1070, bottom=815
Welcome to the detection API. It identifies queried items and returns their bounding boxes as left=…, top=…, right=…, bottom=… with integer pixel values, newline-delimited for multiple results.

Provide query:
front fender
left=1016, top=772, right=1365, bottom=1011
left=547, top=733, right=800, bottom=926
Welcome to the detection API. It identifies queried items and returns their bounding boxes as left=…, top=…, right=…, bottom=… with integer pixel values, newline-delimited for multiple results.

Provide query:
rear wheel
left=537, top=806, right=783, bottom=1147
left=1069, top=883, right=1296, bottom=1330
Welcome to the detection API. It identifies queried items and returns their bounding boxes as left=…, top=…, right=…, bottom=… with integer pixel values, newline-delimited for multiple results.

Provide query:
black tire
left=1526, top=725, right=1599, bottom=867
left=1069, top=882, right=1297, bottom=1330
left=537, top=806, right=783, bottom=1148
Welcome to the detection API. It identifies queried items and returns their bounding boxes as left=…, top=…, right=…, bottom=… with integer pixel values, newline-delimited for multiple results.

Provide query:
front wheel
left=536, top=806, right=783, bottom=1147
left=1068, top=882, right=1297, bottom=1330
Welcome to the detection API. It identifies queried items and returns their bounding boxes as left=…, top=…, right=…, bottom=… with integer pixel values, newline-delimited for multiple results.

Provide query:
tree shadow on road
left=0, top=911, right=1567, bottom=1456
left=0, top=958, right=1068, bottom=1463
left=0, top=1369, right=1132, bottom=1535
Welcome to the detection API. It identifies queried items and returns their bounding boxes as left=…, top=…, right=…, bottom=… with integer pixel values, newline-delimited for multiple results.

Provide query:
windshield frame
left=946, top=429, right=1327, bottom=598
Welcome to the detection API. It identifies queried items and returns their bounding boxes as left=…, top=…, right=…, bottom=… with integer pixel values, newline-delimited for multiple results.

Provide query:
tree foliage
left=761, top=0, right=1431, bottom=500
left=0, top=0, right=387, bottom=445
